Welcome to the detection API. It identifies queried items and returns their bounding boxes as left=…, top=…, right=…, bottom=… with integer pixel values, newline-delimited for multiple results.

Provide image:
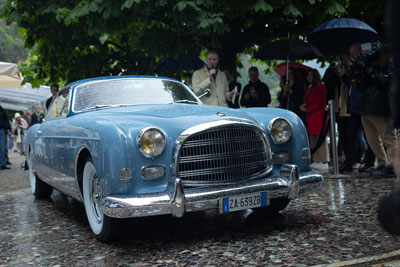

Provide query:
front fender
left=239, top=108, right=310, bottom=172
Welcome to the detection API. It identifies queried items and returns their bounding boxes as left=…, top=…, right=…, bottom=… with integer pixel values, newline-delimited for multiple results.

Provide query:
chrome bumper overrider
left=100, top=164, right=324, bottom=219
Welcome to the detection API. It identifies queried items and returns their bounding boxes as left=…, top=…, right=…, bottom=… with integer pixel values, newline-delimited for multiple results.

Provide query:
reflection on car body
left=25, top=75, right=324, bottom=241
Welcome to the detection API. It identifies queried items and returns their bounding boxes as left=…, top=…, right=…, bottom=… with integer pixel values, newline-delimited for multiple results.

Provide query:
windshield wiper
left=80, top=104, right=114, bottom=111
left=174, top=100, right=199, bottom=104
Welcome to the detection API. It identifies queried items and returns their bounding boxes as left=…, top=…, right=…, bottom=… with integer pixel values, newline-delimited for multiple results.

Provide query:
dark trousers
left=362, top=133, right=376, bottom=166
left=337, top=115, right=364, bottom=167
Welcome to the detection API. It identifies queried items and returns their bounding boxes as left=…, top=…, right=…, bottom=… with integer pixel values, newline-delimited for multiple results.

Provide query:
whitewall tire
left=28, top=149, right=53, bottom=198
left=82, top=158, right=116, bottom=241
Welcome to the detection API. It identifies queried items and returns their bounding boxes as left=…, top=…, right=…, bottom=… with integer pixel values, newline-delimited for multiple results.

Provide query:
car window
left=73, top=78, right=199, bottom=112
left=46, top=88, right=71, bottom=120
left=60, top=93, right=70, bottom=116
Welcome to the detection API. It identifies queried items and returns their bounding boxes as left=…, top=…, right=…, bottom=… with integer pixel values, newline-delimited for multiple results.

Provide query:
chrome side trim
left=39, top=136, right=100, bottom=141
left=100, top=164, right=324, bottom=218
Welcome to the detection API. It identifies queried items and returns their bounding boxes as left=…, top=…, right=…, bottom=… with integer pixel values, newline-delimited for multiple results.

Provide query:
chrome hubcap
left=90, top=174, right=102, bottom=223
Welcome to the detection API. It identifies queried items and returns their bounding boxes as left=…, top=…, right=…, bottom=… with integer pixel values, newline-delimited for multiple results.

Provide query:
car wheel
left=28, top=149, right=53, bottom=198
left=253, top=197, right=290, bottom=214
left=82, top=158, right=116, bottom=242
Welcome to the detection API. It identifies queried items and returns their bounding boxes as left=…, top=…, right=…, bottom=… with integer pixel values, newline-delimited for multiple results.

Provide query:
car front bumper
left=100, top=164, right=324, bottom=218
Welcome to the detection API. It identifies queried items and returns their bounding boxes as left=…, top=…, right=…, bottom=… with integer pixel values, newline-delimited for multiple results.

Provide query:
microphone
left=212, top=68, right=217, bottom=81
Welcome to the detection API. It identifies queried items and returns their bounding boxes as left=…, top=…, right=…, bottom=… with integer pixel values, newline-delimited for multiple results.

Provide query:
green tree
left=0, top=0, right=386, bottom=86
left=0, top=19, right=28, bottom=62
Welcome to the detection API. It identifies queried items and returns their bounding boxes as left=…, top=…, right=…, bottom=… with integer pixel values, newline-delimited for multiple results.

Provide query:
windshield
left=73, top=78, right=199, bottom=112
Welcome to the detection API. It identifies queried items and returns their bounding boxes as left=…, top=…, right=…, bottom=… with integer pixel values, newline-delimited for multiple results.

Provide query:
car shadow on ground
left=44, top=190, right=324, bottom=244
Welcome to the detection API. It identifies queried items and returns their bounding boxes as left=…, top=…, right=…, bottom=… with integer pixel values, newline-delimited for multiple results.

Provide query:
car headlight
left=137, top=127, right=166, bottom=158
left=269, top=118, right=291, bottom=144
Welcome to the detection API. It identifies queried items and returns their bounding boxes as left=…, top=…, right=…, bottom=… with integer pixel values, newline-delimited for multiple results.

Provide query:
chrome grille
left=176, top=124, right=272, bottom=185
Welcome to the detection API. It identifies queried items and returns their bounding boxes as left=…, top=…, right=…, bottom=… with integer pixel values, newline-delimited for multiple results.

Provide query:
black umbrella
left=157, top=54, right=205, bottom=72
left=307, top=18, right=379, bottom=56
left=255, top=39, right=322, bottom=110
left=255, top=39, right=323, bottom=61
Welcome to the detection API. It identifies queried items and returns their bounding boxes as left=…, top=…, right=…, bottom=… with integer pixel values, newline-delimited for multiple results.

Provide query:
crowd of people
left=1, top=47, right=398, bottom=178
left=0, top=83, right=59, bottom=170
left=0, top=103, right=46, bottom=170
left=191, top=48, right=398, bottom=177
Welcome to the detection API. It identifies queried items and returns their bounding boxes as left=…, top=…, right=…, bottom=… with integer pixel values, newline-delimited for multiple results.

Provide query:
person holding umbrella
left=300, top=69, right=329, bottom=171
left=277, top=67, right=307, bottom=118
left=324, top=54, right=365, bottom=173
left=353, top=46, right=397, bottom=178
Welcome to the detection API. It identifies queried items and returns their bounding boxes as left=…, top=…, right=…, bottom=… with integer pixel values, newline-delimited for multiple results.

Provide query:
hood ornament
left=216, top=112, right=225, bottom=117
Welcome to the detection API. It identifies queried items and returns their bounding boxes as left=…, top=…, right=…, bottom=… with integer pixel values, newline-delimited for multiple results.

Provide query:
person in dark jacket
left=222, top=68, right=241, bottom=108
left=240, top=67, right=271, bottom=108
left=327, top=55, right=365, bottom=173
left=355, top=47, right=397, bottom=178
left=377, top=0, right=400, bottom=237
left=45, top=84, right=59, bottom=110
left=30, top=105, right=45, bottom=126
left=277, top=68, right=305, bottom=119
left=0, top=104, right=11, bottom=170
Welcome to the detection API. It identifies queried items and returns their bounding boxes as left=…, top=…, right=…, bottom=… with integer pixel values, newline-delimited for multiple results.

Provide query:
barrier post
left=328, top=100, right=339, bottom=175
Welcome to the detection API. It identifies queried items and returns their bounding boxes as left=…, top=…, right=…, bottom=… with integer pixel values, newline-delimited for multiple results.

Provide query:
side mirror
left=199, top=89, right=211, bottom=99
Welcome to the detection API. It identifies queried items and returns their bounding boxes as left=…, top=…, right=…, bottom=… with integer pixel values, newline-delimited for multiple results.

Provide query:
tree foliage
left=0, top=0, right=386, bottom=86
left=0, top=19, right=28, bottom=62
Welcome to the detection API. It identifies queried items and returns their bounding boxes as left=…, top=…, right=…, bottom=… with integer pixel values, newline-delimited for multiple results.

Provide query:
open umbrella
left=157, top=54, right=204, bottom=72
left=256, top=39, right=322, bottom=88
left=307, top=18, right=379, bottom=56
left=274, top=62, right=311, bottom=77
left=256, top=39, right=323, bottom=61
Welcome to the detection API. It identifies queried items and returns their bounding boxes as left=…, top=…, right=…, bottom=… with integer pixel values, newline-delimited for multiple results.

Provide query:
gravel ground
left=0, top=151, right=30, bottom=193
left=1, top=151, right=400, bottom=266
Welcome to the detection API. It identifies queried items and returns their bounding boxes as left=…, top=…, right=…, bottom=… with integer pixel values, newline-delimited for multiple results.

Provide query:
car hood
left=75, top=104, right=265, bottom=134
left=79, top=104, right=259, bottom=121
left=88, top=104, right=250, bottom=119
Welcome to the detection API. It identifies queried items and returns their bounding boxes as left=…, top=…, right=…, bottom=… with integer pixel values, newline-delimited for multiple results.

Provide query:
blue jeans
left=0, top=129, right=6, bottom=166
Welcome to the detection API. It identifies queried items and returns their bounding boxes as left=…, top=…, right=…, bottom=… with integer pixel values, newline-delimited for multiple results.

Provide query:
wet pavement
left=1, top=153, right=400, bottom=266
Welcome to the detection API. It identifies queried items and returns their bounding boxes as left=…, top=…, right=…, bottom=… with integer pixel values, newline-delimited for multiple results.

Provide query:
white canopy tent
left=0, top=61, right=51, bottom=112
left=0, top=61, right=23, bottom=88
left=0, top=85, right=51, bottom=111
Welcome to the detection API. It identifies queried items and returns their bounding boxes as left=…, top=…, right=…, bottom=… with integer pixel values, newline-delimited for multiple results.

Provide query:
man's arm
left=192, top=70, right=212, bottom=95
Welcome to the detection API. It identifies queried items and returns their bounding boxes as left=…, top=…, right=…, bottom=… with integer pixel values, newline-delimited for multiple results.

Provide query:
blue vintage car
left=25, top=76, right=323, bottom=241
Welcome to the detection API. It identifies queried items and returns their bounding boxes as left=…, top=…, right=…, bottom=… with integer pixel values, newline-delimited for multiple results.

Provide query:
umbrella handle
left=286, top=94, right=289, bottom=109
left=286, top=55, right=289, bottom=84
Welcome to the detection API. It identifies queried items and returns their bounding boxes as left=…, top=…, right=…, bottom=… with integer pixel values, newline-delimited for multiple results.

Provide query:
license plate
left=220, top=192, right=269, bottom=213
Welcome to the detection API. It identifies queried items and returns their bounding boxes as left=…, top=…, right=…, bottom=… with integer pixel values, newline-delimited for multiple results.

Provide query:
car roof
left=66, top=75, right=180, bottom=88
